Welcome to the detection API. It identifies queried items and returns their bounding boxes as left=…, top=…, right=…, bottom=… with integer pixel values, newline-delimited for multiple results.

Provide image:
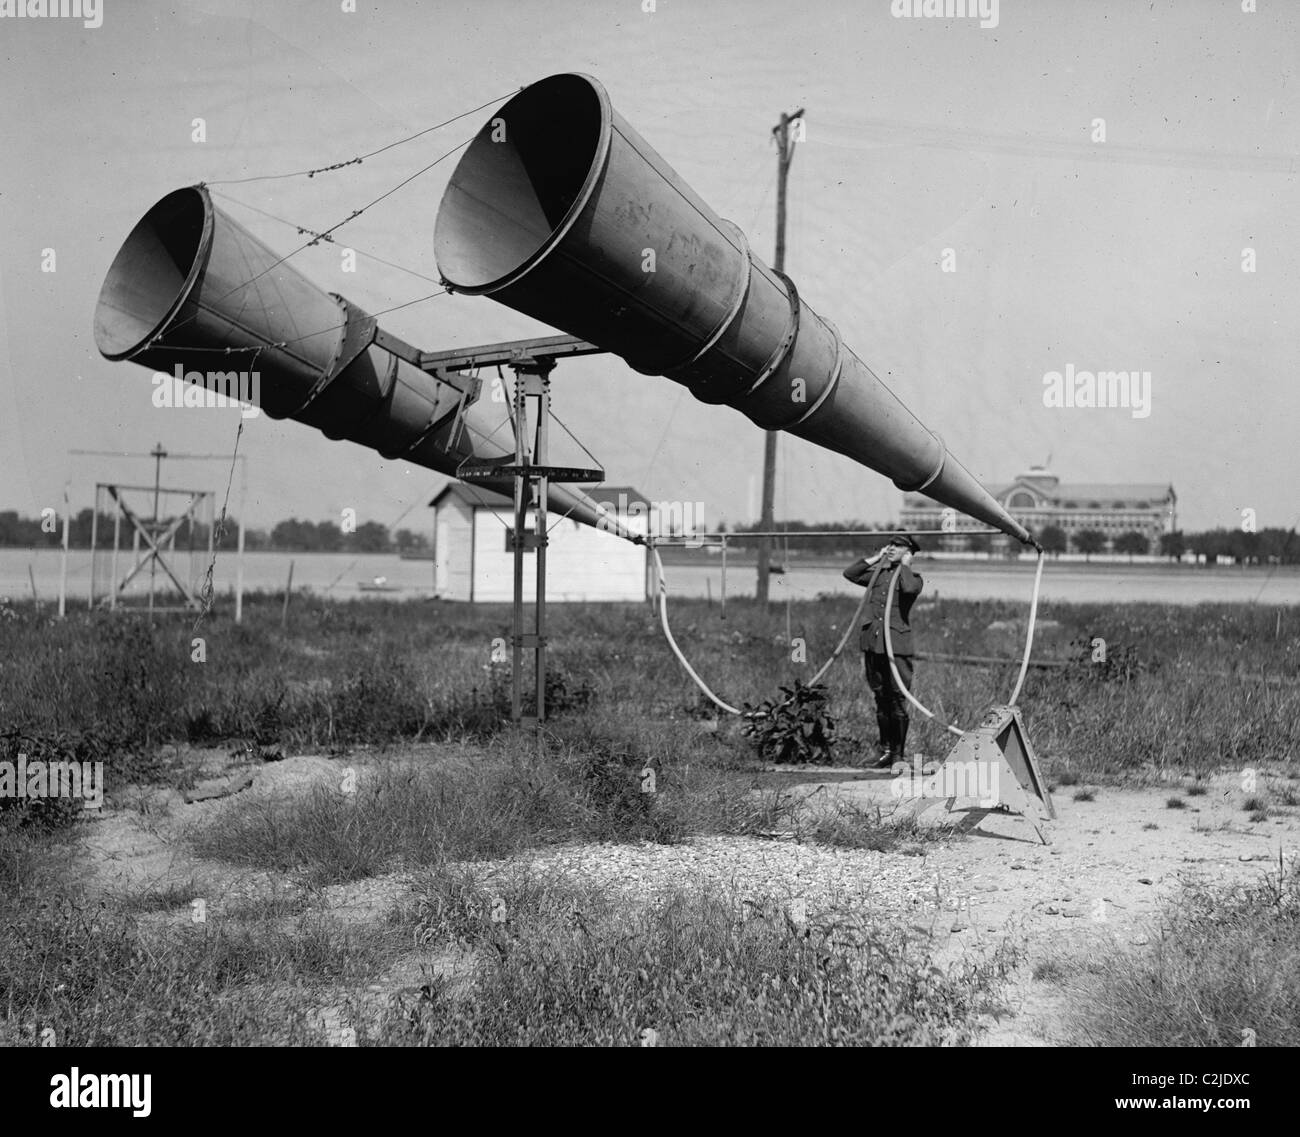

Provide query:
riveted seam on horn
left=894, top=434, right=947, bottom=494
left=744, top=269, right=801, bottom=397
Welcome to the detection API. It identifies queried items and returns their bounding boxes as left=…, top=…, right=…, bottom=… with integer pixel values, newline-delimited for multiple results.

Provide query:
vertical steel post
left=534, top=364, right=552, bottom=725
left=511, top=370, right=527, bottom=724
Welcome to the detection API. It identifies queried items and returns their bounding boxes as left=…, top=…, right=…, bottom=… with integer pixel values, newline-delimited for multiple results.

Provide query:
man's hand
left=900, top=550, right=914, bottom=567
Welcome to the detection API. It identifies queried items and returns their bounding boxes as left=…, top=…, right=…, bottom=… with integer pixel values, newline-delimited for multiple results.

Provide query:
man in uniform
left=842, top=533, right=923, bottom=769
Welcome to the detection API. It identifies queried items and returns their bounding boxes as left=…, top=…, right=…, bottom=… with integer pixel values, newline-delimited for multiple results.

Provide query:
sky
left=1, top=0, right=1297, bottom=536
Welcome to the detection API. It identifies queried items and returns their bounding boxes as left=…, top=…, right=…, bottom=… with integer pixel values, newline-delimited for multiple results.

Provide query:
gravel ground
left=444, top=834, right=962, bottom=941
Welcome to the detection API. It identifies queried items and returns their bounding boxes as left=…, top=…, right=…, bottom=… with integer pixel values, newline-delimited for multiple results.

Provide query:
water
left=4, top=548, right=1298, bottom=607
left=1, top=548, right=436, bottom=607
left=671, top=559, right=1300, bottom=607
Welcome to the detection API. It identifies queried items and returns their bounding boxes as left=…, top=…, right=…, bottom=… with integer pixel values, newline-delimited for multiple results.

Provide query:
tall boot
left=873, top=713, right=896, bottom=768
left=893, top=714, right=910, bottom=762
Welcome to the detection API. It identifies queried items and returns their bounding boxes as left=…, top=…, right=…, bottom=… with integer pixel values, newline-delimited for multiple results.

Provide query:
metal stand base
left=940, top=704, right=1056, bottom=823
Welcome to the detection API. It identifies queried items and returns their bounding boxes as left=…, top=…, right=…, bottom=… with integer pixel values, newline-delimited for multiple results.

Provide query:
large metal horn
left=434, top=73, right=1030, bottom=543
left=93, top=184, right=623, bottom=535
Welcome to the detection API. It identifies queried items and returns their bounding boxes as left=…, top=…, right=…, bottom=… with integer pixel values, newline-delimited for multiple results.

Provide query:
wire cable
left=206, top=90, right=519, bottom=187
left=152, top=136, right=467, bottom=353
left=156, top=286, right=449, bottom=360
left=209, top=191, right=445, bottom=285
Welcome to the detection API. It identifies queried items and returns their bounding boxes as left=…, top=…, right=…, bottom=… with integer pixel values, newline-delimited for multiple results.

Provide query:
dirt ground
left=71, top=749, right=1299, bottom=1046
left=786, top=764, right=1299, bottom=1044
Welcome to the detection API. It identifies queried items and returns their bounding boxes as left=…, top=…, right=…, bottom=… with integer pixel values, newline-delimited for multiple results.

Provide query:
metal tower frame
left=421, top=335, right=608, bottom=728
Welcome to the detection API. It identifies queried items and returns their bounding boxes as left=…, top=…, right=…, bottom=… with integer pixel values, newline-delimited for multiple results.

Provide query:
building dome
left=1016, top=465, right=1060, bottom=490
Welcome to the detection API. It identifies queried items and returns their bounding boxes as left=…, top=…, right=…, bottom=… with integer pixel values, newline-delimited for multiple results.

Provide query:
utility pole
left=756, top=106, right=804, bottom=605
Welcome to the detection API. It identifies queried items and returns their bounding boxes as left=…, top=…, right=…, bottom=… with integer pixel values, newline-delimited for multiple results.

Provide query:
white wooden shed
left=429, top=484, right=651, bottom=602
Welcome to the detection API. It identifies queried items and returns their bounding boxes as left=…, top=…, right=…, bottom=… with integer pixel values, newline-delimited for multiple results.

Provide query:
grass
left=1031, top=956, right=1071, bottom=984
left=1241, top=795, right=1272, bottom=823
left=3, top=591, right=1298, bottom=1046
left=0, top=799, right=995, bottom=1047
left=2, top=592, right=1299, bottom=797
left=383, top=866, right=1017, bottom=1046
left=188, top=732, right=799, bottom=887
left=0, top=814, right=390, bottom=1046
left=114, top=878, right=205, bottom=914
left=1064, top=857, right=1300, bottom=1047
left=795, top=798, right=953, bottom=852
left=0, top=902, right=389, bottom=1046
left=1166, top=796, right=1187, bottom=810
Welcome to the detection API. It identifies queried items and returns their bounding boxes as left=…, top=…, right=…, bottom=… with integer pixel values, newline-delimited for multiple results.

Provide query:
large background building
left=901, top=466, right=1177, bottom=554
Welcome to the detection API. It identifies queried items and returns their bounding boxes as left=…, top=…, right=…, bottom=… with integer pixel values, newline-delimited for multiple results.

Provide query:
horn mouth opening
left=434, top=73, right=610, bottom=295
left=94, top=185, right=211, bottom=360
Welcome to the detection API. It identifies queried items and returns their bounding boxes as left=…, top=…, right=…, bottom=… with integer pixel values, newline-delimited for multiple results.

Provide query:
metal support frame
left=449, top=336, right=607, bottom=730
left=513, top=357, right=551, bottom=727
left=92, top=482, right=214, bottom=611
left=935, top=705, right=1056, bottom=834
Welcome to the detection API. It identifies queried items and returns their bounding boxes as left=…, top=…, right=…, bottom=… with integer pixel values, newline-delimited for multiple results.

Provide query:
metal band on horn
left=745, top=269, right=801, bottom=397
left=894, top=434, right=948, bottom=494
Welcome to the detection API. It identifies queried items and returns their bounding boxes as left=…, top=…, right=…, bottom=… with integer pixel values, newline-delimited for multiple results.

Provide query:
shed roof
left=429, top=483, right=651, bottom=510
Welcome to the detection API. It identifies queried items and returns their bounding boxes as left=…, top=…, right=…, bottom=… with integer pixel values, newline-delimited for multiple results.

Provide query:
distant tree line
left=720, top=520, right=892, bottom=555
left=719, top=520, right=1299, bottom=565
left=2, top=507, right=1294, bottom=564
left=0, top=509, right=429, bottom=554
left=1034, top=524, right=1298, bottom=565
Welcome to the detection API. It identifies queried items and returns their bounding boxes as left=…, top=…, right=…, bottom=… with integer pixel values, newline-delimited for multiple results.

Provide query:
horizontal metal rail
left=913, top=654, right=1297, bottom=686
left=650, top=528, right=1003, bottom=545
left=420, top=335, right=605, bottom=372
left=915, top=652, right=1071, bottom=669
